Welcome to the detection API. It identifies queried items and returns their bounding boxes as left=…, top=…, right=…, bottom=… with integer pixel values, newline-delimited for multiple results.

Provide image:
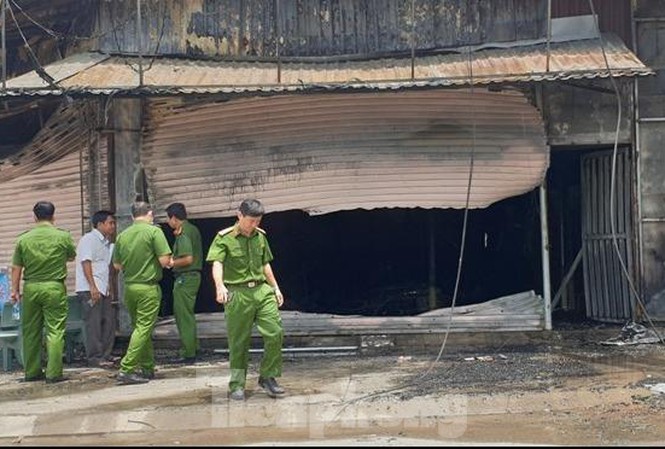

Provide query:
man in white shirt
left=75, top=210, right=117, bottom=367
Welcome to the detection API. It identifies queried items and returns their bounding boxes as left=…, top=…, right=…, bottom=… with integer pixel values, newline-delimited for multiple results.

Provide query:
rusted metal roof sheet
left=142, top=88, right=547, bottom=218
left=2, top=34, right=652, bottom=97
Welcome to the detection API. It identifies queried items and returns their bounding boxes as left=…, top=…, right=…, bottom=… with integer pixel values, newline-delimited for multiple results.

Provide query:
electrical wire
left=108, top=0, right=167, bottom=77
left=10, top=0, right=133, bottom=42
left=331, top=13, right=479, bottom=418
left=587, top=0, right=664, bottom=345
left=329, top=1, right=665, bottom=418
left=5, top=0, right=58, bottom=91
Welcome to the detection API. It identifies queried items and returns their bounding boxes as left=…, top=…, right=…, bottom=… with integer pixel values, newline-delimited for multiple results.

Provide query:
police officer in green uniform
left=10, top=201, right=76, bottom=383
left=112, top=202, right=172, bottom=385
left=165, top=202, right=203, bottom=363
left=206, top=199, right=285, bottom=400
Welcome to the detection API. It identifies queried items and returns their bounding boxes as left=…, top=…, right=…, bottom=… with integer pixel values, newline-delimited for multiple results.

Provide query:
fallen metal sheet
left=152, top=290, right=545, bottom=339
left=213, top=346, right=358, bottom=354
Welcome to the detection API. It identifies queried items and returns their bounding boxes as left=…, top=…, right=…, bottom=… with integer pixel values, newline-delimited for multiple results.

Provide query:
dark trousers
left=77, top=291, right=116, bottom=364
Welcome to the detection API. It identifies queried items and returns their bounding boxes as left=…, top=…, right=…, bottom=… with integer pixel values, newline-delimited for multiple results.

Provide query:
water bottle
left=12, top=303, right=20, bottom=321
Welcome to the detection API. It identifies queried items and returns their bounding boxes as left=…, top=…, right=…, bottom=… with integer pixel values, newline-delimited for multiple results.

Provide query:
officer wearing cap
left=206, top=198, right=285, bottom=401
left=10, top=201, right=76, bottom=383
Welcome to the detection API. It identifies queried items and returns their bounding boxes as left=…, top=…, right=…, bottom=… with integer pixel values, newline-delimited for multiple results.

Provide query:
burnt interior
left=158, top=189, right=571, bottom=318
left=158, top=151, right=585, bottom=320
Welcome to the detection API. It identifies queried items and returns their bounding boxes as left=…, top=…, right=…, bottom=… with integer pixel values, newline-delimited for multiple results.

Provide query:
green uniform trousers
left=22, top=281, right=67, bottom=380
left=173, top=272, right=201, bottom=358
left=226, top=283, right=283, bottom=392
left=120, top=283, right=161, bottom=375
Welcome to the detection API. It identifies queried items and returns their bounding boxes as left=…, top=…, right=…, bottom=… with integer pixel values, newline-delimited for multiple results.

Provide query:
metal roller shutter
left=0, top=101, right=101, bottom=294
left=143, top=89, right=548, bottom=218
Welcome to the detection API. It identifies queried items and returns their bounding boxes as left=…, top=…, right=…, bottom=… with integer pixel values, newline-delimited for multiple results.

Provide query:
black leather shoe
left=117, top=371, right=149, bottom=385
left=258, top=377, right=285, bottom=398
left=22, top=373, right=45, bottom=382
left=45, top=376, right=68, bottom=384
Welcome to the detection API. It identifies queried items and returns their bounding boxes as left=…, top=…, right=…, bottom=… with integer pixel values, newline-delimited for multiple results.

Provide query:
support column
left=112, top=98, right=144, bottom=335
left=540, top=182, right=553, bottom=330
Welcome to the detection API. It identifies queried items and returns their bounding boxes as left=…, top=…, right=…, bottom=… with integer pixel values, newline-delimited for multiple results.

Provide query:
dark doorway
left=158, top=190, right=545, bottom=318
left=546, top=148, right=586, bottom=320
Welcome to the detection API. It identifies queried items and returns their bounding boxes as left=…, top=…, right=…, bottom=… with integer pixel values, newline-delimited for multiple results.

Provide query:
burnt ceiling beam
left=556, top=79, right=623, bottom=95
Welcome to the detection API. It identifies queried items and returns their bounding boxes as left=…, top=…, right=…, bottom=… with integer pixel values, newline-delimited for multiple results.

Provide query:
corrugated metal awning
left=143, top=88, right=547, bottom=218
left=2, top=33, right=652, bottom=97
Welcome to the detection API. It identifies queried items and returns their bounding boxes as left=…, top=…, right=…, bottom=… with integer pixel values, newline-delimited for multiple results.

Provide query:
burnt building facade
left=1, top=0, right=662, bottom=334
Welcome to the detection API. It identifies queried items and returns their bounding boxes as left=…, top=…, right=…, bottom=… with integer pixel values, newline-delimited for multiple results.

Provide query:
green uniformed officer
left=10, top=201, right=76, bottom=383
left=112, top=202, right=172, bottom=385
left=165, top=202, right=203, bottom=363
left=206, top=199, right=285, bottom=401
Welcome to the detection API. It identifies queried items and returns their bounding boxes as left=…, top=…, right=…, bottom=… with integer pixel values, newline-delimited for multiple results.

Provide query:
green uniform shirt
left=11, top=222, right=76, bottom=282
left=173, top=220, right=203, bottom=274
left=205, top=224, right=274, bottom=285
left=113, top=221, right=171, bottom=284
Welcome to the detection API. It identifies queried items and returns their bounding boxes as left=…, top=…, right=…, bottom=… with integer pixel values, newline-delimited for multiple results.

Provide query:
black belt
left=174, top=270, right=201, bottom=278
left=228, top=280, right=263, bottom=288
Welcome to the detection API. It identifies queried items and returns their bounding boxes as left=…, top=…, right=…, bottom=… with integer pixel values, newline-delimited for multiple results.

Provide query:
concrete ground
left=0, top=322, right=664, bottom=446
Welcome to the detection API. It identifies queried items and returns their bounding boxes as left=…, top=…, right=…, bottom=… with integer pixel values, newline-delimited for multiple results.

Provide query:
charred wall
left=96, top=0, right=547, bottom=58
left=635, top=0, right=665, bottom=320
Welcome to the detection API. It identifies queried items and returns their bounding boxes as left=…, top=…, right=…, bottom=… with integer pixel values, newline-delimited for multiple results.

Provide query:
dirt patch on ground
left=1, top=322, right=664, bottom=445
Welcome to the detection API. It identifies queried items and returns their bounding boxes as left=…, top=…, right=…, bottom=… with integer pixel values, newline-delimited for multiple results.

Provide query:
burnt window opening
left=0, top=100, right=61, bottom=154
left=158, top=190, right=549, bottom=318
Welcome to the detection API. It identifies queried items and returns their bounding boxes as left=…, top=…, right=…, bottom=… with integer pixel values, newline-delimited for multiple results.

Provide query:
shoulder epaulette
left=256, top=227, right=266, bottom=235
left=218, top=226, right=235, bottom=236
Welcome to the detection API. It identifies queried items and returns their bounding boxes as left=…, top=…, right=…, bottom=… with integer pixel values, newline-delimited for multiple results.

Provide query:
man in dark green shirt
left=112, top=202, right=172, bottom=385
left=206, top=199, right=285, bottom=401
left=165, top=202, right=203, bottom=363
left=10, top=201, right=76, bottom=383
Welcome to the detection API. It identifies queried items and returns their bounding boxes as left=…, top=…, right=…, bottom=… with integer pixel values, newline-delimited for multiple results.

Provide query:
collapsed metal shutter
left=0, top=101, right=101, bottom=294
left=143, top=89, right=548, bottom=218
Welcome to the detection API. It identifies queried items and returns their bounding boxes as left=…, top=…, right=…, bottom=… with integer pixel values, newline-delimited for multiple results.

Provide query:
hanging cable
left=2, top=0, right=6, bottom=90
left=136, top=0, right=143, bottom=86
left=410, top=0, right=415, bottom=80
left=10, top=0, right=132, bottom=42
left=6, top=0, right=59, bottom=91
left=332, top=13, right=480, bottom=417
left=108, top=0, right=167, bottom=77
left=587, top=0, right=664, bottom=344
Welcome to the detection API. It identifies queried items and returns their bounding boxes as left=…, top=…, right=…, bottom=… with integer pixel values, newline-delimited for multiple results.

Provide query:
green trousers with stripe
left=120, top=283, right=161, bottom=375
left=21, top=281, right=67, bottom=380
left=173, top=272, right=201, bottom=358
left=226, top=283, right=283, bottom=392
